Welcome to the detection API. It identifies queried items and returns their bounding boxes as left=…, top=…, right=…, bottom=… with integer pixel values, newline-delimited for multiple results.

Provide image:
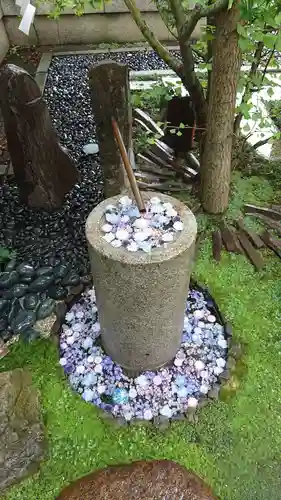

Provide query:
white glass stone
left=162, top=232, right=174, bottom=242
left=83, top=389, right=94, bottom=402
left=115, top=229, right=129, bottom=241
left=214, top=366, right=224, bottom=376
left=97, top=384, right=106, bottom=394
left=153, top=375, right=162, bottom=386
left=160, top=405, right=172, bottom=418
left=101, top=223, right=113, bottom=233
left=59, top=357, right=67, bottom=366
left=193, top=309, right=204, bottom=319
left=174, top=358, right=183, bottom=367
left=173, top=221, right=184, bottom=231
left=143, top=409, right=153, bottom=420
left=207, top=314, right=216, bottom=323
left=83, top=142, right=99, bottom=155
left=135, top=375, right=148, bottom=387
left=216, top=357, right=226, bottom=368
left=66, top=336, right=75, bottom=345
left=129, top=388, right=138, bottom=399
left=200, top=384, right=209, bottom=394
left=127, top=242, right=139, bottom=252
left=194, top=360, right=205, bottom=372
left=150, top=196, right=161, bottom=204
left=94, top=364, right=103, bottom=373
left=76, top=365, right=85, bottom=374
left=111, top=239, right=122, bottom=248
left=119, top=196, right=132, bottom=207
left=187, top=397, right=198, bottom=408
left=133, top=231, right=148, bottom=242
left=134, top=217, right=149, bottom=229
left=166, top=208, right=177, bottom=217
left=106, top=213, right=120, bottom=225
left=94, top=356, right=102, bottom=364
left=163, top=202, right=173, bottom=210
left=103, top=232, right=115, bottom=243
left=218, top=338, right=227, bottom=349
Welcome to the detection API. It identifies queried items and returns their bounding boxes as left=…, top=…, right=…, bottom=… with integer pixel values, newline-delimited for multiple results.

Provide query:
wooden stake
left=111, top=117, right=145, bottom=213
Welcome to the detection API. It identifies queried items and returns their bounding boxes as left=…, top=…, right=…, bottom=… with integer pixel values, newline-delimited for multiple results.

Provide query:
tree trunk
left=200, top=2, right=241, bottom=214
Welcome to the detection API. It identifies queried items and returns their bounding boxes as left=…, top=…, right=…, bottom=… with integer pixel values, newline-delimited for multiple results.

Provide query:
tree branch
left=181, top=0, right=229, bottom=42
left=154, top=0, right=177, bottom=40
left=233, top=41, right=264, bottom=134
left=253, top=135, right=273, bottom=149
left=123, top=0, right=182, bottom=75
left=168, top=0, right=186, bottom=33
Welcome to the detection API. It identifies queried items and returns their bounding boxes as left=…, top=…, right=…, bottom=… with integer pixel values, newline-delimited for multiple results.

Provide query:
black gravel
left=0, top=49, right=181, bottom=277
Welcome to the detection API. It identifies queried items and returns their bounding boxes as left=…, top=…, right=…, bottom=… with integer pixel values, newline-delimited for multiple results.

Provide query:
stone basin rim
left=85, top=191, right=197, bottom=265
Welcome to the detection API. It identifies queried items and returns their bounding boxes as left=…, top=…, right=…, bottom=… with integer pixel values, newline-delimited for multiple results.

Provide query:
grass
left=1, top=173, right=281, bottom=500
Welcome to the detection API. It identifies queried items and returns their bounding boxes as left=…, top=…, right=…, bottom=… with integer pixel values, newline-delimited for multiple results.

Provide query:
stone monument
left=0, top=64, right=79, bottom=211
left=86, top=192, right=197, bottom=374
left=89, top=61, right=133, bottom=198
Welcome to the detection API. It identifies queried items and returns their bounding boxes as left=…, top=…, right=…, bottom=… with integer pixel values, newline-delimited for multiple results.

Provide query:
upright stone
left=0, top=64, right=79, bottom=211
left=86, top=192, right=197, bottom=374
left=89, top=61, right=132, bottom=197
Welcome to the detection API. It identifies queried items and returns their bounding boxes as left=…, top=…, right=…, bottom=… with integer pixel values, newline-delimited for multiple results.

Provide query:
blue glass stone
left=175, top=375, right=186, bottom=387
left=112, top=388, right=129, bottom=404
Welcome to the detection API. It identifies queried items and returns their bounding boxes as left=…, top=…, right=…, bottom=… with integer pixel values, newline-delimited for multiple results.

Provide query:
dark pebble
left=5, top=258, right=17, bottom=272
left=0, top=271, right=19, bottom=289
left=0, top=330, right=13, bottom=342
left=62, top=270, right=80, bottom=286
left=22, top=328, right=40, bottom=343
left=47, top=285, right=68, bottom=300
left=11, top=309, right=36, bottom=334
left=36, top=266, right=54, bottom=277
left=0, top=298, right=9, bottom=314
left=37, top=298, right=56, bottom=320
left=29, top=275, right=54, bottom=292
left=8, top=298, right=22, bottom=325
left=17, top=263, right=35, bottom=278
left=53, top=264, right=70, bottom=280
left=20, top=274, right=34, bottom=284
left=23, top=293, right=40, bottom=310
left=0, top=317, right=8, bottom=332
left=3, top=283, right=29, bottom=299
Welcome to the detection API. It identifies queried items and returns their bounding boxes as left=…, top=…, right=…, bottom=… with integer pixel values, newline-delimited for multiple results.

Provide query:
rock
left=0, top=271, right=19, bottom=289
left=11, top=309, right=36, bottom=335
left=47, top=285, right=68, bottom=300
left=23, top=293, right=40, bottom=310
left=229, top=343, right=242, bottom=360
left=36, top=314, right=57, bottom=339
left=0, top=369, right=45, bottom=491
left=0, top=317, right=8, bottom=332
left=57, top=460, right=217, bottom=500
left=226, top=356, right=236, bottom=371
left=53, top=264, right=70, bottom=280
left=20, top=274, right=34, bottom=284
left=22, top=328, right=40, bottom=343
left=83, top=142, right=99, bottom=155
left=17, top=263, right=35, bottom=279
left=36, top=266, right=54, bottom=277
left=62, top=271, right=80, bottom=287
left=153, top=415, right=170, bottom=430
left=3, top=283, right=29, bottom=299
left=36, top=298, right=56, bottom=320
left=29, top=275, right=54, bottom=292
left=0, top=298, right=9, bottom=314
left=8, top=298, right=21, bottom=325
left=5, top=258, right=17, bottom=272
left=207, top=385, right=220, bottom=400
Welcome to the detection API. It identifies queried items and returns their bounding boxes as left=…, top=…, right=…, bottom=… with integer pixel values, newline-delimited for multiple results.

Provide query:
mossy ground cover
left=1, top=173, right=281, bottom=500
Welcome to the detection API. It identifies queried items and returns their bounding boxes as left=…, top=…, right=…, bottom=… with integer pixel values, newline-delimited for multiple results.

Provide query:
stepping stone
left=220, top=222, right=242, bottom=253
left=0, top=369, right=45, bottom=491
left=57, top=459, right=217, bottom=499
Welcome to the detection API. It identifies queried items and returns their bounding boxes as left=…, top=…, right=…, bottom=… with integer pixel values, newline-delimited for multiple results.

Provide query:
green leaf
left=267, top=87, right=274, bottom=98
left=176, top=131, right=183, bottom=136
left=147, top=137, right=156, bottom=145
left=179, top=122, right=185, bottom=129
left=170, top=129, right=176, bottom=134
left=228, top=0, right=234, bottom=9
left=237, top=24, right=247, bottom=37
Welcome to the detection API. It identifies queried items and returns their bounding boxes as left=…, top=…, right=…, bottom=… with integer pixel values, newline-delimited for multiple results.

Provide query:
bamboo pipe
left=111, top=117, right=146, bottom=213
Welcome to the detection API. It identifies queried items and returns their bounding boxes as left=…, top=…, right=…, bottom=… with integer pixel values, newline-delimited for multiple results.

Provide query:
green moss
left=1, top=174, right=281, bottom=500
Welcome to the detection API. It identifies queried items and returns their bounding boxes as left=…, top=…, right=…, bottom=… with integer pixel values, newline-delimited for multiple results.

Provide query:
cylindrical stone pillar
left=85, top=192, right=197, bottom=374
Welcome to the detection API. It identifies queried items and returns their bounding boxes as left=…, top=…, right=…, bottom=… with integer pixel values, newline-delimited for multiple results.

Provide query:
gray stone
left=153, top=415, right=170, bottom=430
left=0, top=369, right=45, bottom=491
left=226, top=356, right=236, bottom=371
left=86, top=192, right=197, bottom=374
left=89, top=61, right=132, bottom=197
left=229, top=342, right=243, bottom=360
left=207, top=384, right=220, bottom=400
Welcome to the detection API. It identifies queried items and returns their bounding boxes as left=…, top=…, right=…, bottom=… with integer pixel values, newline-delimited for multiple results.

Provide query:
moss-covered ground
left=1, top=173, right=281, bottom=500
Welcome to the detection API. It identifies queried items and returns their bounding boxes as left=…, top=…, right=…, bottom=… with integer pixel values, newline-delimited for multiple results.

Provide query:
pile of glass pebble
left=59, top=286, right=228, bottom=422
left=101, top=195, right=183, bottom=252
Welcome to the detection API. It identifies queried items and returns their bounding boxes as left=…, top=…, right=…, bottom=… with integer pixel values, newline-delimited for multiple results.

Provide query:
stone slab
left=86, top=192, right=197, bottom=373
left=0, top=17, right=9, bottom=65
left=0, top=369, right=45, bottom=491
left=104, top=0, right=158, bottom=12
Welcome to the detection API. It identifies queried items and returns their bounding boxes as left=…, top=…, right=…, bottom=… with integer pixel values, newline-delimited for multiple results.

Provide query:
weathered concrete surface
left=57, top=459, right=217, bottom=500
left=0, top=368, right=45, bottom=492
left=86, top=192, right=197, bottom=374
